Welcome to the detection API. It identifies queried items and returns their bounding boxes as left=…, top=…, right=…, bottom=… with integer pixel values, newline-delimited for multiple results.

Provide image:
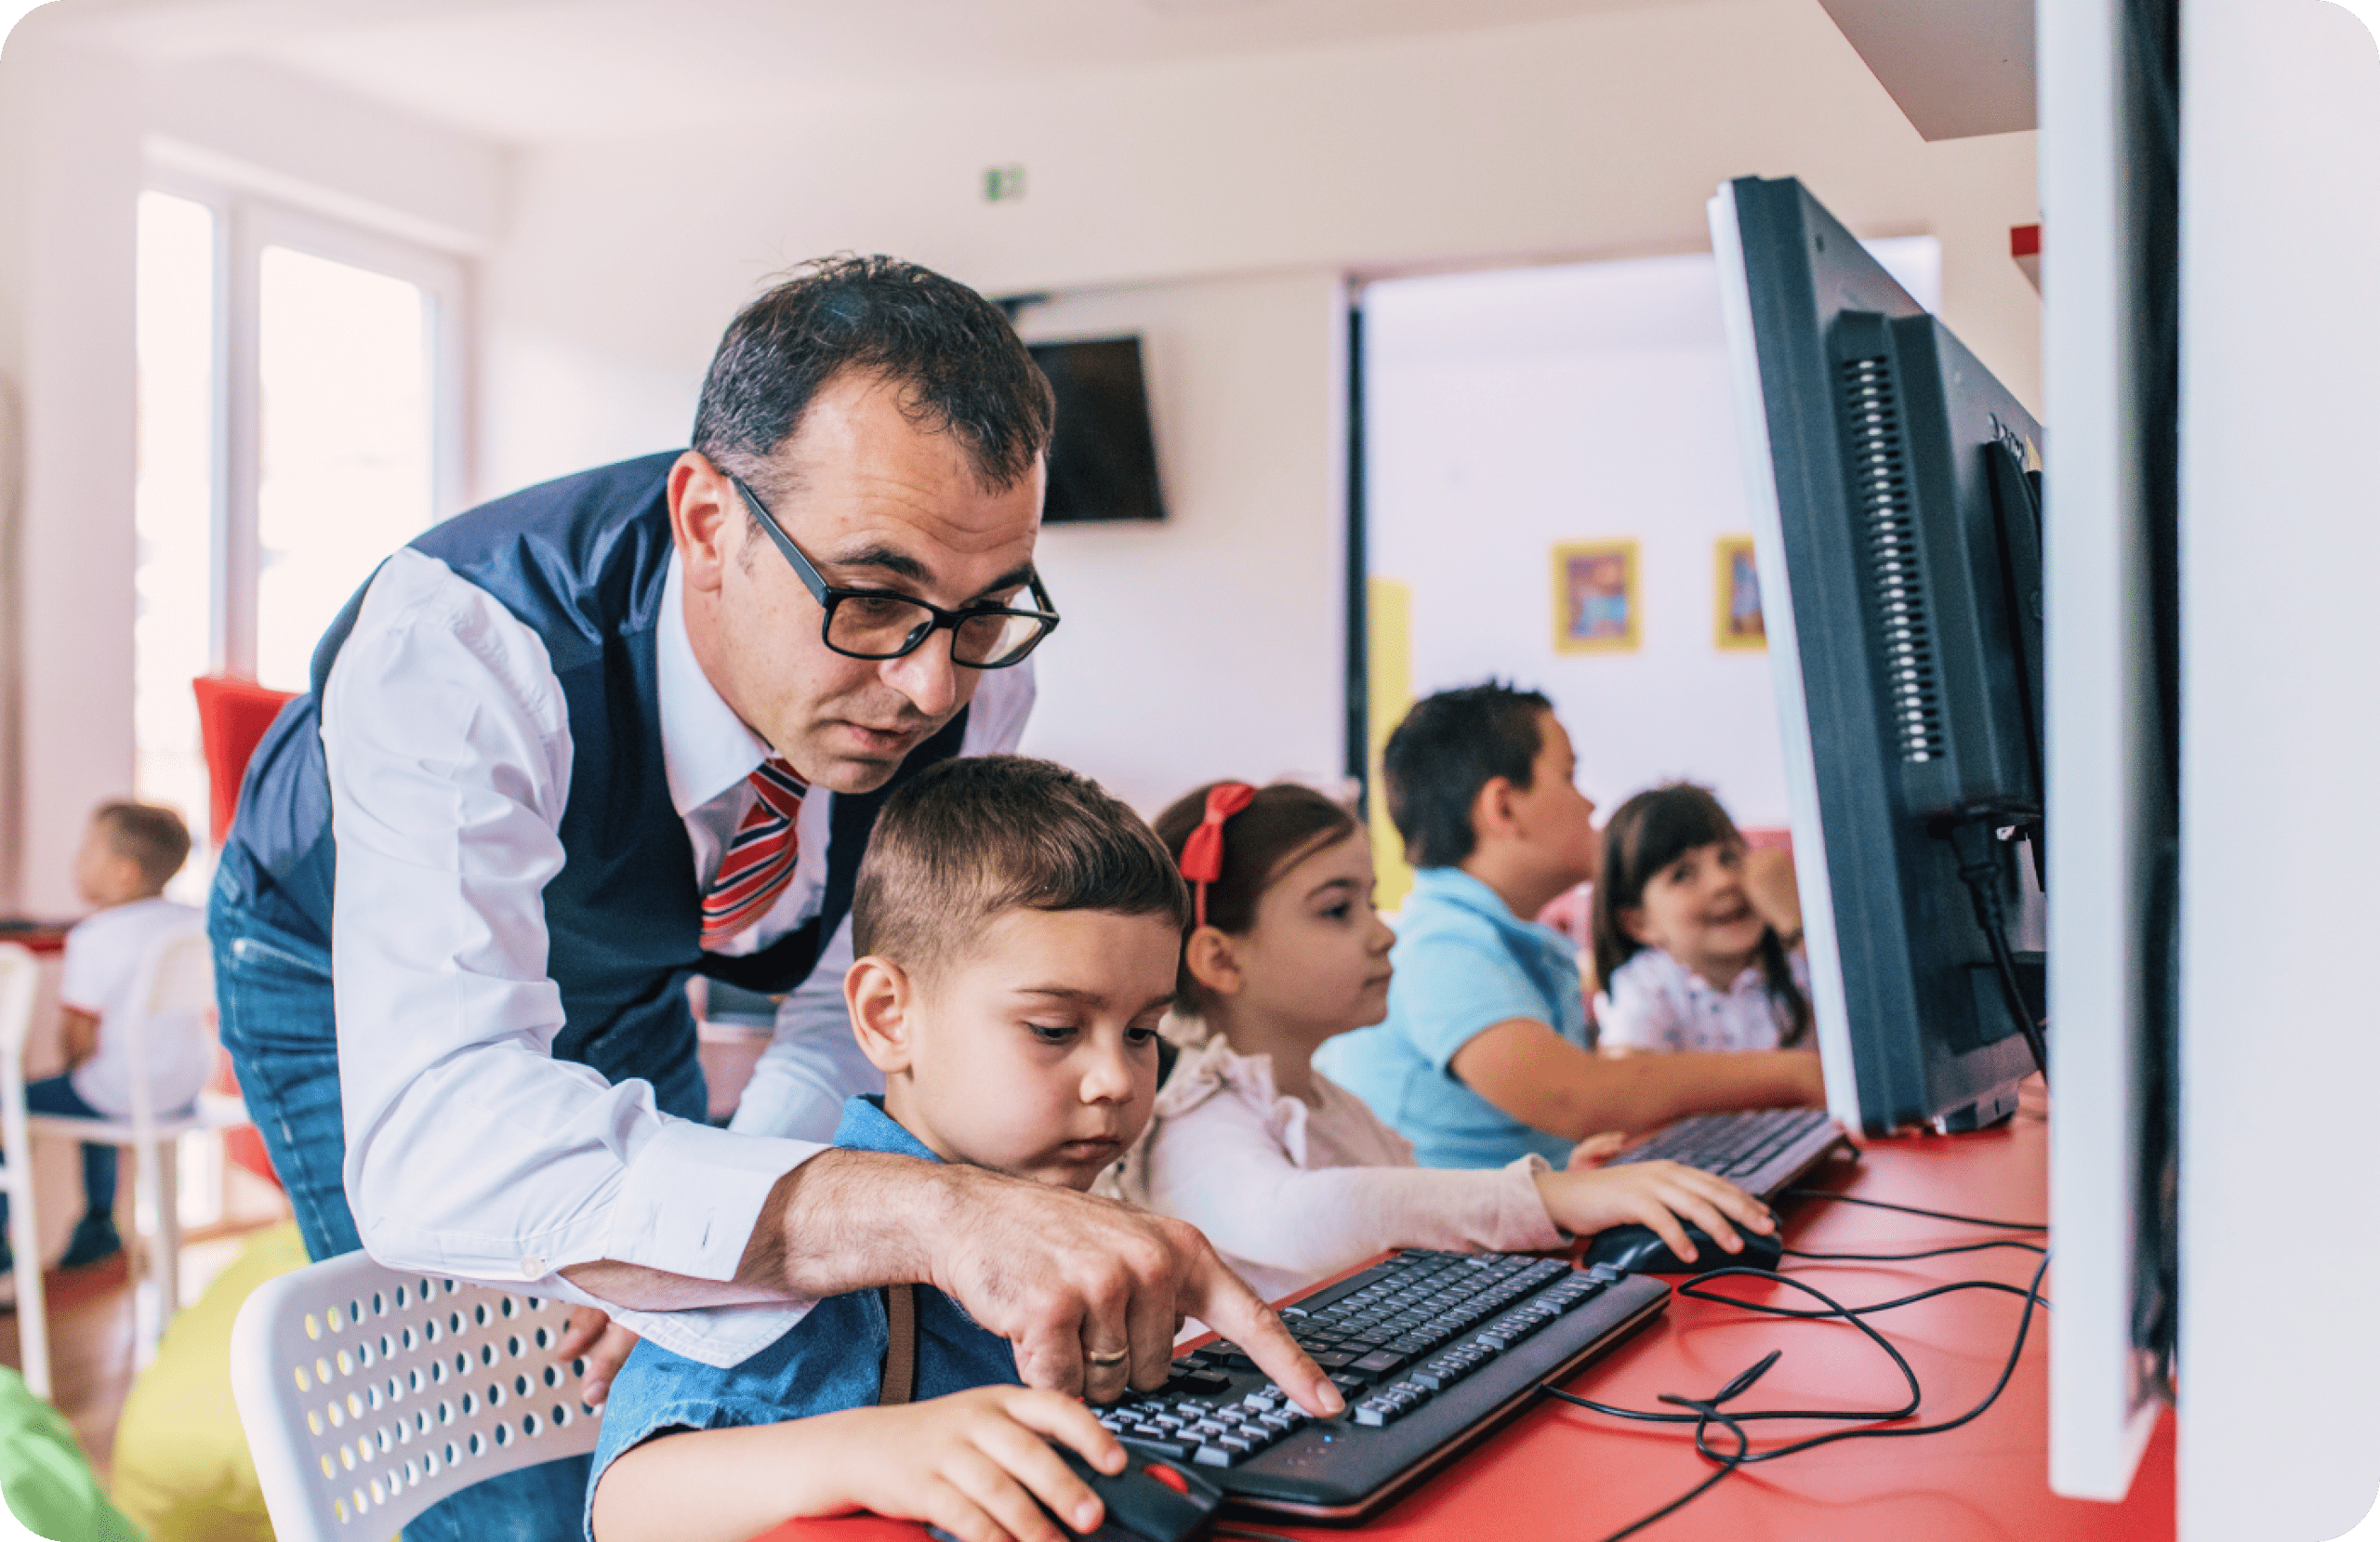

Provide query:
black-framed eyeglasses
left=730, top=474, right=1060, bottom=669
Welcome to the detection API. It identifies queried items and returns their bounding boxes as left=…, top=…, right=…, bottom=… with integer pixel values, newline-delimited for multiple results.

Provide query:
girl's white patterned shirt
left=1594, top=946, right=1812, bottom=1052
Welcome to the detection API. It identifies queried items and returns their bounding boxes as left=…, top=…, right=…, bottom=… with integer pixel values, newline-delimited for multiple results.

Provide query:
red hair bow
left=1180, top=782, right=1257, bottom=929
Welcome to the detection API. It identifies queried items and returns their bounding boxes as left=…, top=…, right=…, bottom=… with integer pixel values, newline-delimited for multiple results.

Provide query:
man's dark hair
left=853, top=756, right=1190, bottom=980
left=92, top=800, right=192, bottom=892
left=1382, top=682, right=1554, bottom=868
left=692, top=255, right=1054, bottom=498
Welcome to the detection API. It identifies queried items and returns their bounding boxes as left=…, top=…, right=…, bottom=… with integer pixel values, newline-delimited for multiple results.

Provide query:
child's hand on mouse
left=815, top=1386, right=1123, bottom=1542
left=1531, top=1160, right=1775, bottom=1265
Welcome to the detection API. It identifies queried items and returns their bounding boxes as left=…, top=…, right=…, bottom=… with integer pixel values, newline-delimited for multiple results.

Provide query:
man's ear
left=668, top=451, right=741, bottom=596
left=845, top=956, right=919, bottom=1075
left=1182, top=927, right=1245, bottom=999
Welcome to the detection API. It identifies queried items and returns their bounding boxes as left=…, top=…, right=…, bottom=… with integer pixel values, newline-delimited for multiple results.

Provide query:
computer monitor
left=1708, top=176, right=2047, bottom=1138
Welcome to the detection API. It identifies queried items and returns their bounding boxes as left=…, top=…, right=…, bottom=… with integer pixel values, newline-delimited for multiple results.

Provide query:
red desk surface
left=753, top=1094, right=2173, bottom=1542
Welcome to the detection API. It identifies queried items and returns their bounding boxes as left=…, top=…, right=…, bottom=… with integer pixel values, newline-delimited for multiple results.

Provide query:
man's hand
left=755, top=1153, right=1342, bottom=1418
left=934, top=1171, right=1342, bottom=1417
left=555, top=1307, right=641, bottom=1408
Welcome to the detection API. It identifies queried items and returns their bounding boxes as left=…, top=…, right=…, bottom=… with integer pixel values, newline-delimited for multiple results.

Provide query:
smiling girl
left=1113, top=781, right=1771, bottom=1304
left=1590, top=784, right=1812, bottom=1054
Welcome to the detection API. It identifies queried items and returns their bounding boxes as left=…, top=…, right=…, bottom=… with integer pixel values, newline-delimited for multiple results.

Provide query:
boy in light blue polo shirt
left=1318, top=685, right=1823, bottom=1169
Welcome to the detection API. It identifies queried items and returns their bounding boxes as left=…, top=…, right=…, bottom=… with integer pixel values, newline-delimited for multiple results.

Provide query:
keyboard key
left=1193, top=1444, right=1239, bottom=1469
left=1121, top=1435, right=1191, bottom=1460
left=1351, top=1402, right=1396, bottom=1428
left=1350, top=1349, right=1409, bottom=1376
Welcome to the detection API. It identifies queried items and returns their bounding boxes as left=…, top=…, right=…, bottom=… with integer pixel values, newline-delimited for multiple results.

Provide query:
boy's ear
left=1183, top=926, right=1245, bottom=999
left=1470, top=775, right=1521, bottom=847
left=1617, top=905, right=1656, bottom=948
left=844, top=956, right=919, bottom=1074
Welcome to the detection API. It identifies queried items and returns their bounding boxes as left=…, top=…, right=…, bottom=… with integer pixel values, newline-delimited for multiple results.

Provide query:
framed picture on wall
left=1714, top=534, right=1765, bottom=652
left=1551, top=539, right=1640, bottom=653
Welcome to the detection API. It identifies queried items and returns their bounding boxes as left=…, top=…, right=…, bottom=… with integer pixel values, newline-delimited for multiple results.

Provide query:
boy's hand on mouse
left=1531, top=1160, right=1775, bottom=1265
left=820, top=1386, right=1120, bottom=1542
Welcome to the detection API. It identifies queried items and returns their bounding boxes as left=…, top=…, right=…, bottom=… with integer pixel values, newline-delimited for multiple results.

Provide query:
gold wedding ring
left=1086, top=1349, right=1130, bottom=1367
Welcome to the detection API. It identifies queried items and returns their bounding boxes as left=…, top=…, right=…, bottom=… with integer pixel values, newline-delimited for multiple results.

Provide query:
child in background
left=1591, top=785, right=1812, bottom=1053
left=1114, top=781, right=1773, bottom=1306
left=0, top=802, right=205, bottom=1290
left=588, top=758, right=1336, bottom=1542
left=1316, top=684, right=1822, bottom=1170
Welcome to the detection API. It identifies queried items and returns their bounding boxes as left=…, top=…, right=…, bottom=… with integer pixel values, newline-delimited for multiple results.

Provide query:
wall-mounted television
left=1028, top=336, right=1166, bottom=523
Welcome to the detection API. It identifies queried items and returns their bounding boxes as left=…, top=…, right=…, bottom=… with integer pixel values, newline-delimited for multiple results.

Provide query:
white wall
left=0, top=22, right=141, bottom=918
left=472, top=0, right=2040, bottom=828
left=1364, top=239, right=1939, bottom=828
left=0, top=25, right=505, bottom=913
left=1012, top=273, right=1348, bottom=817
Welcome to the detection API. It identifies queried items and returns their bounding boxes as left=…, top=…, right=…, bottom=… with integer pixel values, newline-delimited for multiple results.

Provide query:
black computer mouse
left=929, top=1443, right=1222, bottom=1542
left=1580, top=1221, right=1786, bottom=1276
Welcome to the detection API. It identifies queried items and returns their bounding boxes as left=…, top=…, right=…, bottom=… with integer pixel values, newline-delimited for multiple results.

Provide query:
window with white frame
left=132, top=183, right=467, bottom=869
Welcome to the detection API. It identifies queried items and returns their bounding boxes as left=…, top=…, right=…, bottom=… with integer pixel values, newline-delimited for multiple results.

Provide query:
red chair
left=192, top=676, right=298, bottom=845
left=192, top=676, right=298, bottom=1193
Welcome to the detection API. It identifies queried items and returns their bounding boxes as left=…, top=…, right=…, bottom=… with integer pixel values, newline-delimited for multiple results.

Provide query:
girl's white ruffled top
left=1110, top=1031, right=1566, bottom=1307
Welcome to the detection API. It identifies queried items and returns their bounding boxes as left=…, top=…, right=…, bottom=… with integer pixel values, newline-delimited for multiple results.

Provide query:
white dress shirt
left=322, top=545, right=1032, bottom=1366
left=1114, top=1034, right=1566, bottom=1306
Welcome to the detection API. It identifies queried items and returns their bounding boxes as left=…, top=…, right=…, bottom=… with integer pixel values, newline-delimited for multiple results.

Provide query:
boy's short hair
left=1382, top=683, right=1554, bottom=868
left=853, top=756, right=1191, bottom=978
left=93, top=801, right=192, bottom=891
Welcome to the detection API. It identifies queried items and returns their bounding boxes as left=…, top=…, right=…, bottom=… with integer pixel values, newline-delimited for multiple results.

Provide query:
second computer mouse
left=929, top=1443, right=1223, bottom=1542
left=1581, top=1221, right=1786, bottom=1276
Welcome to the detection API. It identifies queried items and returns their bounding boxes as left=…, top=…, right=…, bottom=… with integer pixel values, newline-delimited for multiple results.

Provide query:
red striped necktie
left=700, top=758, right=809, bottom=950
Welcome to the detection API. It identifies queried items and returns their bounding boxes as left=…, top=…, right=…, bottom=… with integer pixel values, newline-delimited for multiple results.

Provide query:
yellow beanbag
left=109, top=1222, right=310, bottom=1542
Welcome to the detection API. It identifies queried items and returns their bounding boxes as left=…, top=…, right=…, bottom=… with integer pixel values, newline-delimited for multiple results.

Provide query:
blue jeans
left=0, top=1077, right=118, bottom=1243
left=211, top=863, right=700, bottom=1542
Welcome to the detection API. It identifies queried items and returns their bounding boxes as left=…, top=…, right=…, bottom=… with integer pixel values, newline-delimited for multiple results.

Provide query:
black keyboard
left=1603, top=1107, right=1852, bottom=1199
left=1095, top=1249, right=1669, bottom=1522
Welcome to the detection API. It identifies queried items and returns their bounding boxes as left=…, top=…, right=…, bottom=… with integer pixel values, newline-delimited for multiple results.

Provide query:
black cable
left=1777, top=1188, right=2048, bottom=1232
left=1948, top=818, right=2051, bottom=1084
left=1539, top=1251, right=2053, bottom=1541
left=1783, top=1237, right=2045, bottom=1262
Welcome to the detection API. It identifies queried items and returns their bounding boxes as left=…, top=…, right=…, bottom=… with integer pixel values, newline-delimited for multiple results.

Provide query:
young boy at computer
left=1315, top=684, right=1824, bottom=1170
left=0, top=801, right=205, bottom=1291
left=588, top=757, right=1333, bottom=1542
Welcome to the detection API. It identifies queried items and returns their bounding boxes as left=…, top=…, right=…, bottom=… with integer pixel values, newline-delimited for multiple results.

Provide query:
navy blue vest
left=217, top=452, right=967, bottom=1086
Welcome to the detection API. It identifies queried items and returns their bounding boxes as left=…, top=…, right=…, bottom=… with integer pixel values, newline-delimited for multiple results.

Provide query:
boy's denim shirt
left=1314, top=866, right=1590, bottom=1170
left=583, top=1096, right=1020, bottom=1540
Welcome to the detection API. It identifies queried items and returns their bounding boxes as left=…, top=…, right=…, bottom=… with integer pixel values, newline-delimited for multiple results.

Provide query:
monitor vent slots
left=1839, top=353, right=1943, bottom=765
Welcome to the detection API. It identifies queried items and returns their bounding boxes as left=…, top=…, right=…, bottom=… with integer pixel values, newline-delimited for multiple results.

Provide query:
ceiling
left=69, top=0, right=1701, bottom=145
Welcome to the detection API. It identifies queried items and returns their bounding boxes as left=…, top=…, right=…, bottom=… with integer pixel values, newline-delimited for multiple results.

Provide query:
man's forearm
left=561, top=1149, right=950, bottom=1312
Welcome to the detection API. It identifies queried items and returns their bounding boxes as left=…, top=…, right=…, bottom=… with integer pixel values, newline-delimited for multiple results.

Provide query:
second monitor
left=1710, top=175, right=2046, bottom=1137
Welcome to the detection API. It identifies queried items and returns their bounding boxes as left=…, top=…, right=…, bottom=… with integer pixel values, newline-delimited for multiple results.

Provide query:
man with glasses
left=210, top=257, right=1334, bottom=1539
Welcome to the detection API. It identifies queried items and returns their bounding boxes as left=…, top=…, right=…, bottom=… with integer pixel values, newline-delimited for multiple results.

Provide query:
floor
left=1, top=1187, right=288, bottom=1483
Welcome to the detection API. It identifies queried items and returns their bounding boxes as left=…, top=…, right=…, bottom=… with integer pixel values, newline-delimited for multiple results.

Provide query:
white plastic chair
left=231, top=1249, right=605, bottom=1541
left=0, top=942, right=54, bottom=1398
left=21, top=924, right=244, bottom=1354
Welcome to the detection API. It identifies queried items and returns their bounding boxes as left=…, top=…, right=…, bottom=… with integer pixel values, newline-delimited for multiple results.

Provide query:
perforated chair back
left=0, top=942, right=52, bottom=1397
left=231, top=1248, right=605, bottom=1542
